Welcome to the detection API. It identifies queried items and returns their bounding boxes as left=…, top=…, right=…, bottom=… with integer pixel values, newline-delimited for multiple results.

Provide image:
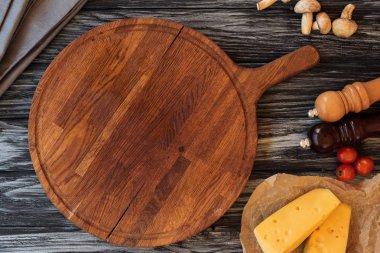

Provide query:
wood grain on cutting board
left=28, top=18, right=318, bottom=246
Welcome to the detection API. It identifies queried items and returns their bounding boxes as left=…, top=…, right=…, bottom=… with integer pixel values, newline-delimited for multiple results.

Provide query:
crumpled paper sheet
left=240, top=173, right=380, bottom=253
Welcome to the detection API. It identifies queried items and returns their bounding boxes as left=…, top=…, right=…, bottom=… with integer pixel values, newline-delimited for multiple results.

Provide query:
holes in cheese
left=253, top=188, right=341, bottom=253
left=304, top=203, right=351, bottom=253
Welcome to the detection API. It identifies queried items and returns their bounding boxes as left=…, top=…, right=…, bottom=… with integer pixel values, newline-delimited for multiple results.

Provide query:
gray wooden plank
left=0, top=230, right=243, bottom=253
left=83, top=0, right=380, bottom=10
left=0, top=117, right=379, bottom=173
left=0, top=171, right=365, bottom=252
left=3, top=70, right=380, bottom=120
left=84, top=0, right=257, bottom=9
left=32, top=6, right=380, bottom=65
left=0, top=117, right=379, bottom=174
left=0, top=6, right=379, bottom=119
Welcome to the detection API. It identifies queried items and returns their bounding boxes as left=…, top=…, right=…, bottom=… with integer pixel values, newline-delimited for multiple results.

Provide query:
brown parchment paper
left=240, top=173, right=380, bottom=253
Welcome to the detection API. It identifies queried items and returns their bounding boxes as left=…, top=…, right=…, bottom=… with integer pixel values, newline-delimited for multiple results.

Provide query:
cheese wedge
left=254, top=188, right=341, bottom=253
left=304, top=203, right=351, bottom=253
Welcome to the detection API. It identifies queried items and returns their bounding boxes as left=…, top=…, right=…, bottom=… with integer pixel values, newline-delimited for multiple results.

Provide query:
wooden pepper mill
left=300, top=113, right=380, bottom=153
left=308, top=77, right=380, bottom=122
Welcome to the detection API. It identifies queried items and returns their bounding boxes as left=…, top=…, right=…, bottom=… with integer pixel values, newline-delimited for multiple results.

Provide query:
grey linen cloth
left=0, top=0, right=12, bottom=28
left=0, top=0, right=29, bottom=62
left=0, top=0, right=87, bottom=96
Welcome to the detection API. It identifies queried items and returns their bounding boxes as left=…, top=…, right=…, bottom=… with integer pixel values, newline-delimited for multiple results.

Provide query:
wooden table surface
left=1, top=0, right=379, bottom=252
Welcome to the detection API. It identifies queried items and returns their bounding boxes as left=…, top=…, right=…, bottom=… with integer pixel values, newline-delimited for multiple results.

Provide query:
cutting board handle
left=237, top=46, right=320, bottom=103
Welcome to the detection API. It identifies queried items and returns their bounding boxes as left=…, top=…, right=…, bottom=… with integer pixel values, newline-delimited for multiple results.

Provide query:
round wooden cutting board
left=29, top=18, right=320, bottom=247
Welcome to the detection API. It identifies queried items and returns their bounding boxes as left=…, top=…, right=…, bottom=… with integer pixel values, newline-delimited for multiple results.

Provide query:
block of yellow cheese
left=254, top=188, right=341, bottom=253
left=304, top=203, right=351, bottom=253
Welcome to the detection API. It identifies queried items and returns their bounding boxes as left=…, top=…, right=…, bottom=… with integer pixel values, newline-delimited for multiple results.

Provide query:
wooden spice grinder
left=301, top=113, right=380, bottom=153
left=28, top=18, right=320, bottom=247
left=308, top=77, right=380, bottom=122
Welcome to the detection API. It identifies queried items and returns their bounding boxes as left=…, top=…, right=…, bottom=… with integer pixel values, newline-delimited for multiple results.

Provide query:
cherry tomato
left=337, top=147, right=357, bottom=164
left=354, top=156, right=374, bottom=176
left=336, top=164, right=356, bottom=182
